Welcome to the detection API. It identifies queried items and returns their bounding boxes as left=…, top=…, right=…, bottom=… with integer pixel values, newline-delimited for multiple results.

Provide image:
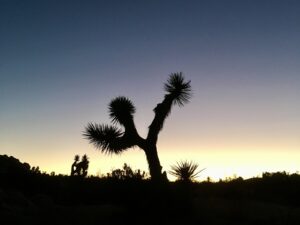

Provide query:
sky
left=1, top=0, right=300, bottom=181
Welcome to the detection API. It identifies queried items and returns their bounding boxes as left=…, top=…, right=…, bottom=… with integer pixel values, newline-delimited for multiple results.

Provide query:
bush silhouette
left=106, top=163, right=148, bottom=180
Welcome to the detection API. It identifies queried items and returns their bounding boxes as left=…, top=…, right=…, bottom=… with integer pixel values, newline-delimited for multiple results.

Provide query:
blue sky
left=1, top=0, right=300, bottom=180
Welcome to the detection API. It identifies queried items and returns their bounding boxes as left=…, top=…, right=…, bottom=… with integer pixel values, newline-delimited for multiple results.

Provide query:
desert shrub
left=169, top=160, right=204, bottom=182
left=106, top=163, right=149, bottom=180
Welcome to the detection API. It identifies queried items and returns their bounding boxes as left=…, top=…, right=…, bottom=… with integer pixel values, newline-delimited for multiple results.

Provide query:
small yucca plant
left=169, top=161, right=205, bottom=182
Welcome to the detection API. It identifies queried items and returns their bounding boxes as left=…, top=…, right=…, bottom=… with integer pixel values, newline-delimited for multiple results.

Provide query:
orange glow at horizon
left=7, top=143, right=299, bottom=182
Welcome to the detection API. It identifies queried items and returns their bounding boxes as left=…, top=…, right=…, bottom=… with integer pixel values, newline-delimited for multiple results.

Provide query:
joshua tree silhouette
left=71, top=155, right=80, bottom=176
left=84, top=72, right=191, bottom=181
left=71, top=154, right=89, bottom=177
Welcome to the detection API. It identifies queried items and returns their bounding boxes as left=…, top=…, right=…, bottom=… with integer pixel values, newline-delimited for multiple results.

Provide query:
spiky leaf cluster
left=109, top=96, right=136, bottom=125
left=164, top=72, right=192, bottom=106
left=84, top=123, right=125, bottom=154
left=169, top=160, right=203, bottom=182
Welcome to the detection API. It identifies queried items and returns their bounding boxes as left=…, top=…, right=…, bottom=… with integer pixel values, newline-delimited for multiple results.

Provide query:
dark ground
left=1, top=154, right=300, bottom=225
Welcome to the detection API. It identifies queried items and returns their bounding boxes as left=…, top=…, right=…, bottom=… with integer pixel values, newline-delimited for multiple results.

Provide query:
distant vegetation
left=1, top=154, right=300, bottom=225
left=106, top=163, right=149, bottom=180
left=70, top=154, right=89, bottom=177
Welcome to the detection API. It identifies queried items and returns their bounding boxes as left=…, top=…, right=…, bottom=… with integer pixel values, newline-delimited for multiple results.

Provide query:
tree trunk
left=144, top=144, right=163, bottom=181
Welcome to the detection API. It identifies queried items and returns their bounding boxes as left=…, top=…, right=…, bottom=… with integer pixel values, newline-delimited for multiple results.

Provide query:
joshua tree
left=71, top=154, right=80, bottom=176
left=71, top=154, right=89, bottom=177
left=79, top=154, right=89, bottom=177
left=84, top=72, right=191, bottom=181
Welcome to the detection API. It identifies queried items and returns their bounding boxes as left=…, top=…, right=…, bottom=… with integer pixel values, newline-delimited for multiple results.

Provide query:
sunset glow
left=1, top=1, right=299, bottom=181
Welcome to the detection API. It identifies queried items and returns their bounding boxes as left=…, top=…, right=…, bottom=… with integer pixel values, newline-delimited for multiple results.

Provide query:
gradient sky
left=1, top=0, right=300, bottom=181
